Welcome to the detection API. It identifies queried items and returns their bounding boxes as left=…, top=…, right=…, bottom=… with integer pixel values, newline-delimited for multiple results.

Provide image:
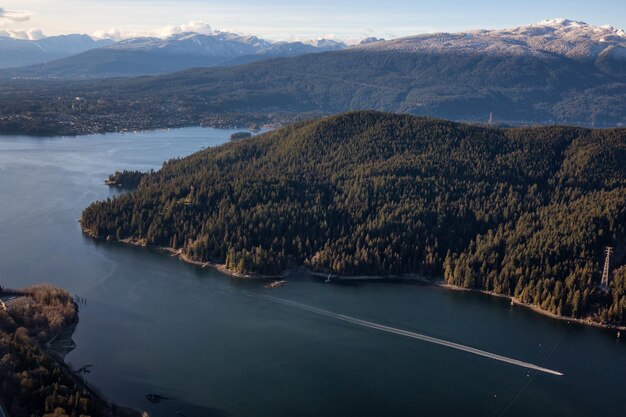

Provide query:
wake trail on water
left=255, top=293, right=564, bottom=377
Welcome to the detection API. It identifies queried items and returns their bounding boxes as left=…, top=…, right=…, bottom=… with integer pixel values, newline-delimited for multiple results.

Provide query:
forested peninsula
left=81, top=111, right=626, bottom=325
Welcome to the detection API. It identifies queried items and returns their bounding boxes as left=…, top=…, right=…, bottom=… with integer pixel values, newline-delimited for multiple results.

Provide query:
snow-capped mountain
left=357, top=18, right=626, bottom=62
left=104, top=31, right=346, bottom=59
left=4, top=31, right=347, bottom=78
left=359, top=37, right=385, bottom=45
left=6, top=19, right=625, bottom=79
left=0, top=34, right=113, bottom=68
left=303, top=39, right=347, bottom=50
left=107, top=32, right=273, bottom=56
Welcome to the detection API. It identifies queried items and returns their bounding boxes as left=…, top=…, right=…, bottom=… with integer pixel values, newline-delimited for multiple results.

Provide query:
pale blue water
left=0, top=128, right=624, bottom=417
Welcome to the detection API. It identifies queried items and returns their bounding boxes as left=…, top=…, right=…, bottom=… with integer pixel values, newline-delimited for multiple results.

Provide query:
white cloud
left=0, top=28, right=45, bottom=40
left=159, top=21, right=213, bottom=37
left=0, top=7, right=32, bottom=25
left=91, top=28, right=125, bottom=41
left=93, top=20, right=213, bottom=41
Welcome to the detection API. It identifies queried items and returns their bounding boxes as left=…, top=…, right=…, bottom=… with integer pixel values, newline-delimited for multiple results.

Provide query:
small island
left=105, top=170, right=147, bottom=189
left=230, top=131, right=252, bottom=141
left=0, top=284, right=140, bottom=417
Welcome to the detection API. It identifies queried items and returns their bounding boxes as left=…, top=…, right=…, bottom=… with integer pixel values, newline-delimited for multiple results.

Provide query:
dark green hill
left=81, top=111, right=626, bottom=324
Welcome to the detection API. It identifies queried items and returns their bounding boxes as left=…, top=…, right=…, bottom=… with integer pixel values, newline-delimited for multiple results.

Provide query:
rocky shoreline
left=81, top=227, right=626, bottom=332
left=438, top=283, right=626, bottom=332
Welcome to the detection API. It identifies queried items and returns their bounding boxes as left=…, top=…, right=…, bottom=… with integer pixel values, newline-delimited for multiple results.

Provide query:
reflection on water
left=0, top=128, right=624, bottom=417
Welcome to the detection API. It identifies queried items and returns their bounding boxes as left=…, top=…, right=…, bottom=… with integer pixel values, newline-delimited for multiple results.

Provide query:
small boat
left=325, top=273, right=332, bottom=283
left=265, top=280, right=287, bottom=288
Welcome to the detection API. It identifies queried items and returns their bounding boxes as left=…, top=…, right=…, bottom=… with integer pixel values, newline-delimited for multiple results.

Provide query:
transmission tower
left=601, top=247, right=613, bottom=290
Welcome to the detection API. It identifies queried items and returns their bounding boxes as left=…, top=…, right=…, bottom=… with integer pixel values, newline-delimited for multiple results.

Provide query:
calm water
left=0, top=128, right=624, bottom=417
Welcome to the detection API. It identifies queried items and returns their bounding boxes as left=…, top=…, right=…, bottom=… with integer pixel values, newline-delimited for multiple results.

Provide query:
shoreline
left=0, top=112, right=306, bottom=138
left=44, top=325, right=139, bottom=416
left=5, top=286, right=141, bottom=416
left=84, top=228, right=274, bottom=280
left=82, top=227, right=626, bottom=332
left=437, top=283, right=626, bottom=332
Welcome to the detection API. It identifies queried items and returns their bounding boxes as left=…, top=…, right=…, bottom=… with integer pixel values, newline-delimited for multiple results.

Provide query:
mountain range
left=358, top=18, right=626, bottom=74
left=361, top=19, right=626, bottom=58
left=4, top=18, right=626, bottom=79
left=3, top=31, right=347, bottom=78
left=0, top=18, right=625, bottom=132
left=0, top=34, right=113, bottom=68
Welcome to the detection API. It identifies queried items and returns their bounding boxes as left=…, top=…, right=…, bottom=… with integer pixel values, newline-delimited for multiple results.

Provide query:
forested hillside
left=81, top=112, right=626, bottom=324
left=1, top=46, right=626, bottom=135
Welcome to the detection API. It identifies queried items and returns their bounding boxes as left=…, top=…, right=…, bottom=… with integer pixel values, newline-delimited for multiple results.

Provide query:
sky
left=1, top=0, right=626, bottom=42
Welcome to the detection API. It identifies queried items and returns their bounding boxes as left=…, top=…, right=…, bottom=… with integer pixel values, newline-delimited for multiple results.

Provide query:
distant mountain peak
left=357, top=18, right=626, bottom=62
left=517, top=17, right=625, bottom=34
left=0, top=33, right=113, bottom=68
left=533, top=18, right=586, bottom=28
left=104, top=30, right=346, bottom=57
left=359, top=37, right=385, bottom=45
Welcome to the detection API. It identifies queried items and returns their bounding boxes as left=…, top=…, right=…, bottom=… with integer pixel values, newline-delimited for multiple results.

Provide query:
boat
left=265, top=280, right=287, bottom=288
left=325, top=273, right=332, bottom=283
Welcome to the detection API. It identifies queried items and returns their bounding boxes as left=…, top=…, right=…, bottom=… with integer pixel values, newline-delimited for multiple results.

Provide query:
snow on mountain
left=357, top=18, right=626, bottom=62
left=34, top=34, right=113, bottom=54
left=2, top=30, right=349, bottom=78
left=304, top=38, right=347, bottom=50
left=359, top=37, right=385, bottom=45
left=0, top=34, right=112, bottom=68
left=106, top=31, right=345, bottom=57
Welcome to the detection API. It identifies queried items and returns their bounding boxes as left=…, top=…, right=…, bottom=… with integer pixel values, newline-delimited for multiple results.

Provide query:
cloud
left=91, top=28, right=125, bottom=41
left=0, top=7, right=32, bottom=24
left=159, top=21, right=213, bottom=37
left=93, top=21, right=213, bottom=41
left=0, top=28, right=45, bottom=40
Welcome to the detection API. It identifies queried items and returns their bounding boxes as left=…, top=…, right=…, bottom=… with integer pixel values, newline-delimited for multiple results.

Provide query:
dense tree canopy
left=105, top=170, right=148, bottom=189
left=82, top=112, right=626, bottom=324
